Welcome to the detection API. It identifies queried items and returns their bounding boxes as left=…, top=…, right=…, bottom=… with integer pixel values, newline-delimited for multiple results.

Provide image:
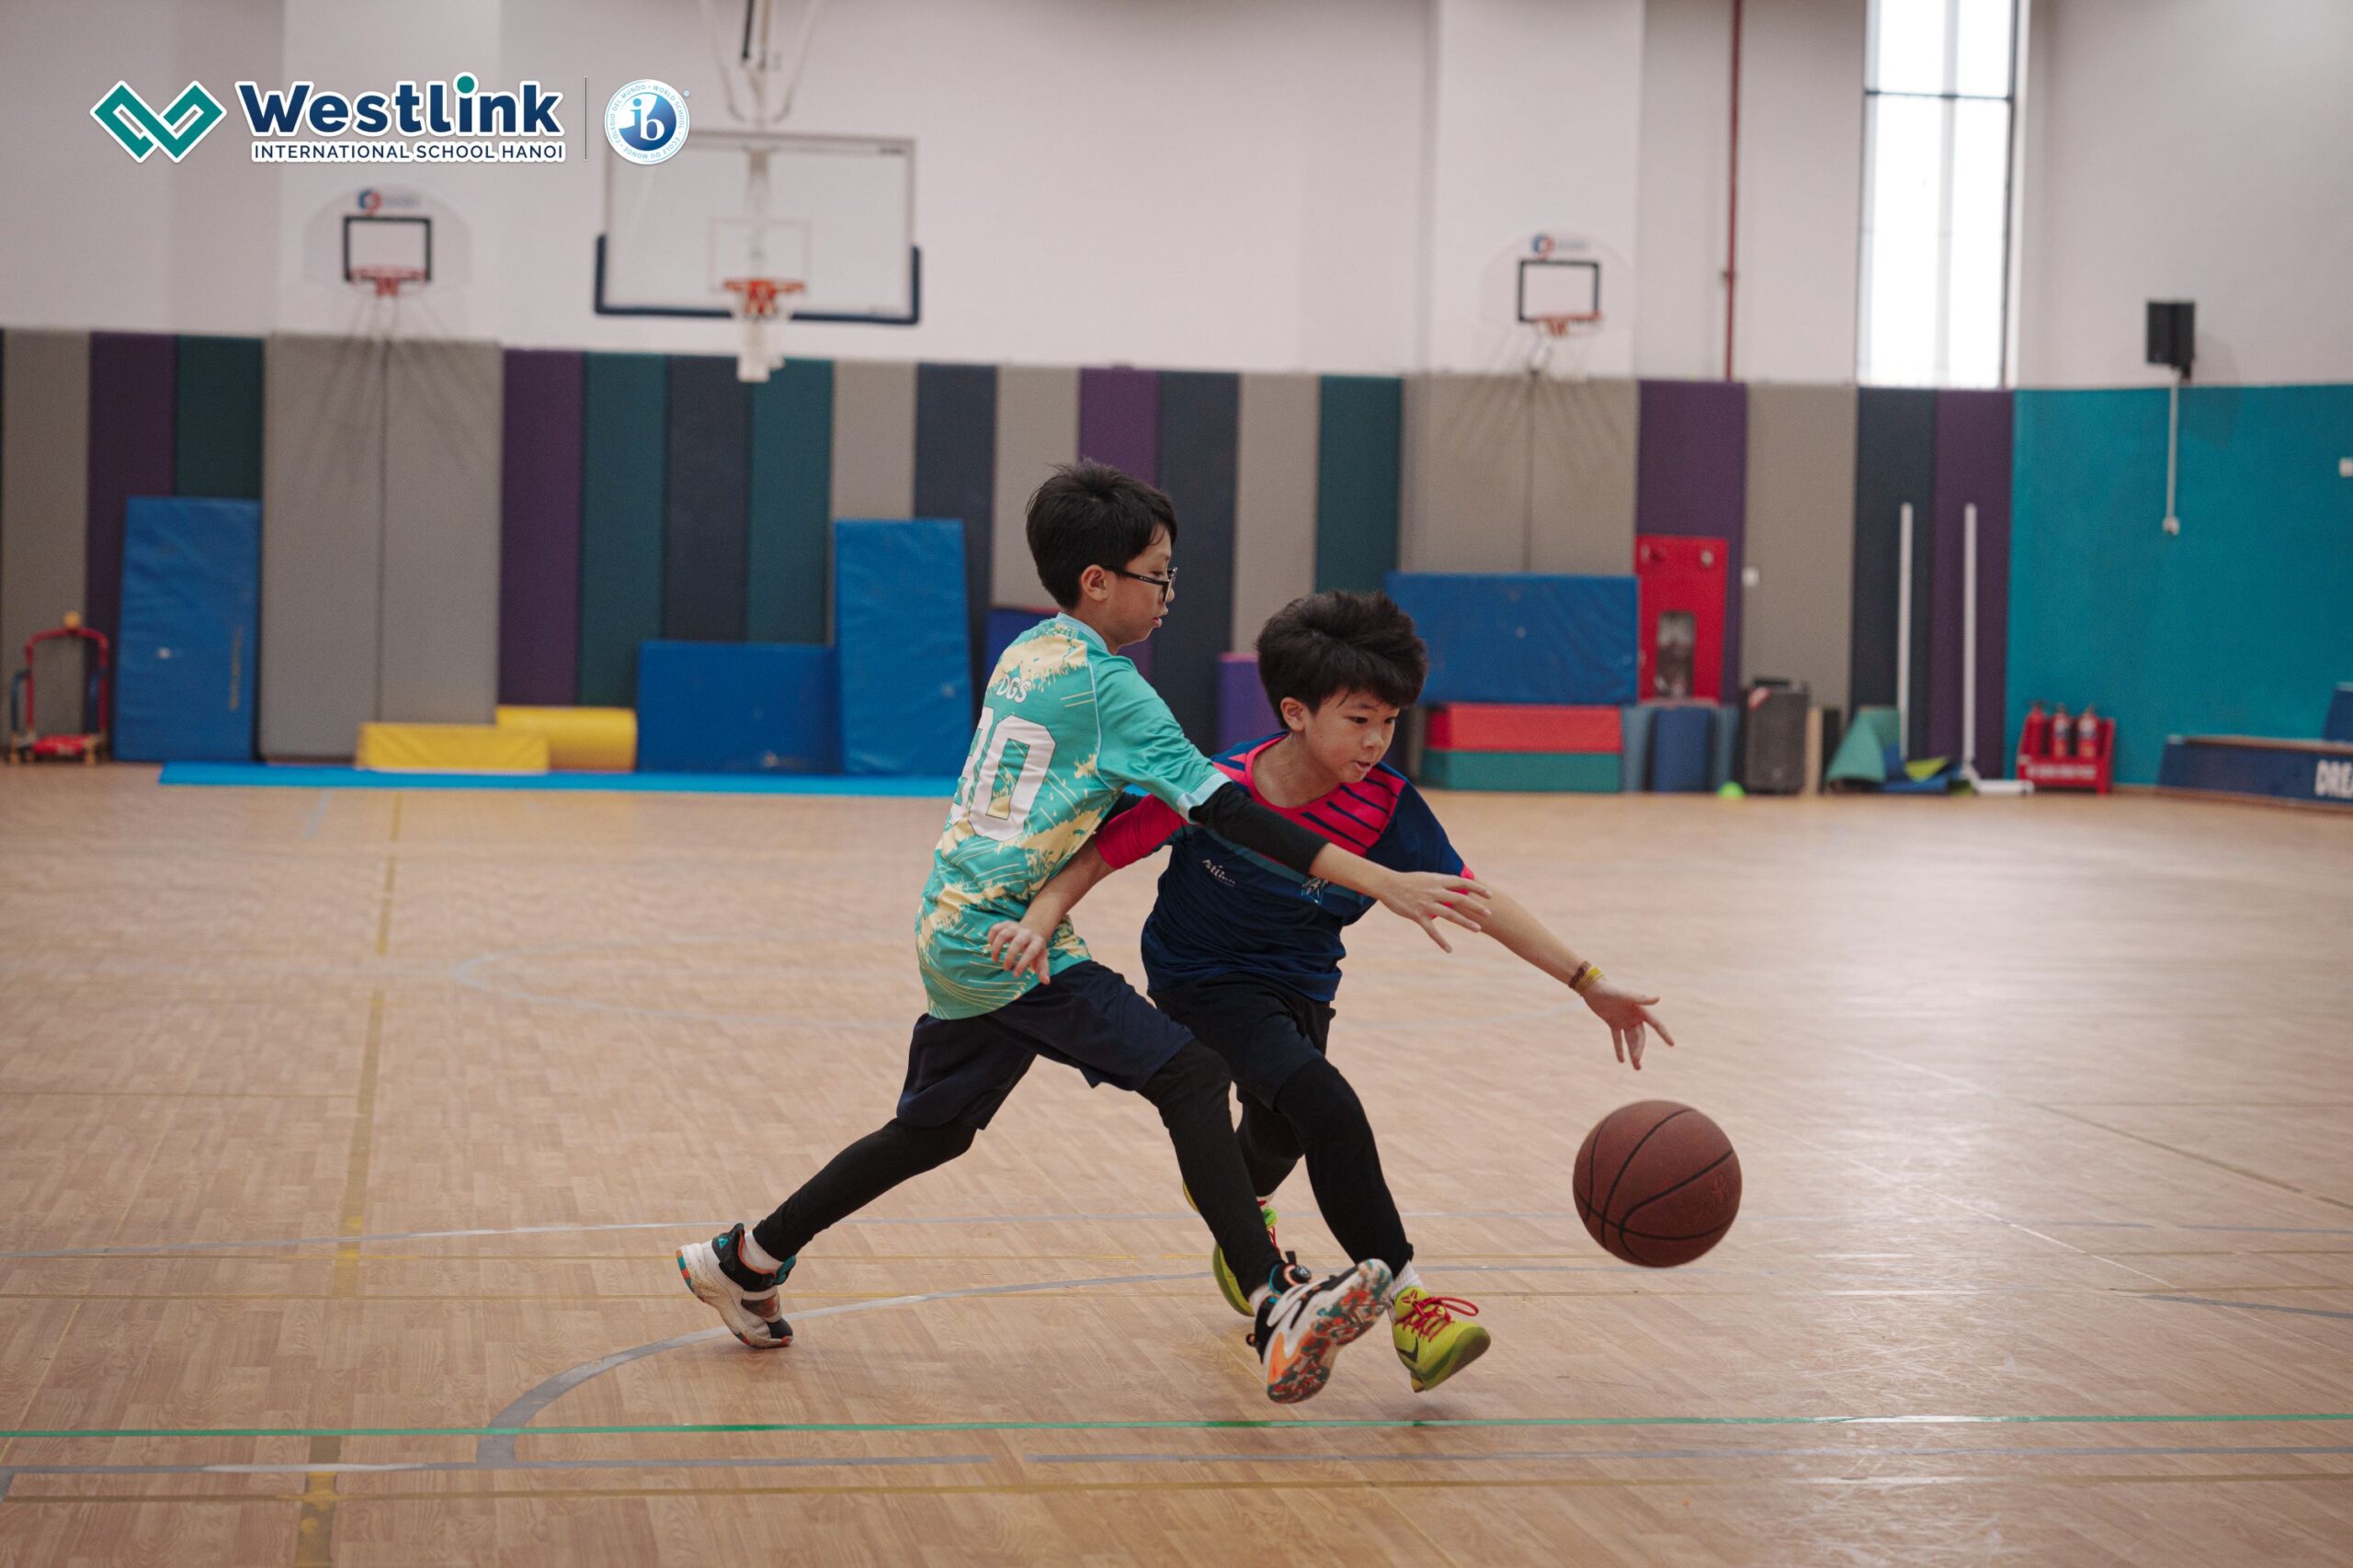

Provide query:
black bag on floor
left=1739, top=680, right=1811, bottom=795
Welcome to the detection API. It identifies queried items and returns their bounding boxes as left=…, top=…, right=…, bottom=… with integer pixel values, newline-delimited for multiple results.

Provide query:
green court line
left=6, top=1415, right=2353, bottom=1441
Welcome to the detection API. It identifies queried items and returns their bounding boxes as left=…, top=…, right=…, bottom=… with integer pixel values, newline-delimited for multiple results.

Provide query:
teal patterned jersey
left=915, top=615, right=1223, bottom=1019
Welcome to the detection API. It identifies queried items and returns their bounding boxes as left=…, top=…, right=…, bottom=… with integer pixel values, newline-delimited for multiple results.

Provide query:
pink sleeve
left=1096, top=795, right=1184, bottom=869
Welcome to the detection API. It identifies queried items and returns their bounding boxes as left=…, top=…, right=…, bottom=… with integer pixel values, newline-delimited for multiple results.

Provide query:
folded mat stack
left=1417, top=704, right=1621, bottom=792
left=356, top=723, right=548, bottom=773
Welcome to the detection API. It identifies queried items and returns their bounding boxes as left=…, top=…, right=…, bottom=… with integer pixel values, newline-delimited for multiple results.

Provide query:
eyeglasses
left=1113, top=566, right=1177, bottom=602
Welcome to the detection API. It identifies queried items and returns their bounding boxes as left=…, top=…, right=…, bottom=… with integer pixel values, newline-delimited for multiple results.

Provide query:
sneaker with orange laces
left=1390, top=1284, right=1490, bottom=1392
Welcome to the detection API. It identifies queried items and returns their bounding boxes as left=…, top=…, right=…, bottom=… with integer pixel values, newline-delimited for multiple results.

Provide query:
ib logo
left=605, top=80, right=688, bottom=165
left=92, top=80, right=225, bottom=163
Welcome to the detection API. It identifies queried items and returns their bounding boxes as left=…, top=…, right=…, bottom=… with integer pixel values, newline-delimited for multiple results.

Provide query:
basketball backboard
left=302, top=186, right=467, bottom=297
left=595, top=129, right=918, bottom=324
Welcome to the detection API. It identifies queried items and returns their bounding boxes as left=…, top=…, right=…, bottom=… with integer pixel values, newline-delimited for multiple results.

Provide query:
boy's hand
left=1374, top=870, right=1491, bottom=953
left=1581, top=979, right=1676, bottom=1070
left=984, top=919, right=1054, bottom=984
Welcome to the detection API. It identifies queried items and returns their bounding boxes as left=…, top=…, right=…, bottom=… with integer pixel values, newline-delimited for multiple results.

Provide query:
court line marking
left=0, top=1454, right=996, bottom=1481
left=330, top=994, right=384, bottom=1301
left=472, top=1271, right=1199, bottom=1466
left=8, top=1414, right=2352, bottom=1442
left=8, top=1471, right=2353, bottom=1505
left=1027, top=1441, right=2353, bottom=1465
left=1843, top=1041, right=2353, bottom=1219
left=2144, top=1295, right=2353, bottom=1324
left=8, top=1210, right=2347, bottom=1263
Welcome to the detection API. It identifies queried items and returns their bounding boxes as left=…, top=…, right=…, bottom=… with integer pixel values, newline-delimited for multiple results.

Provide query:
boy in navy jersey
left=986, top=590, right=1675, bottom=1392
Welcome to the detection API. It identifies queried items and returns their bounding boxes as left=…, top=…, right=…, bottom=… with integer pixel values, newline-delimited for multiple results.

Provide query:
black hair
left=1025, top=460, right=1178, bottom=608
left=1256, top=591, right=1427, bottom=716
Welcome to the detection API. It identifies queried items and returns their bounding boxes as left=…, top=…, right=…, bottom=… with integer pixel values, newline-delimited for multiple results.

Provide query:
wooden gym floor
left=1, top=767, right=2350, bottom=1566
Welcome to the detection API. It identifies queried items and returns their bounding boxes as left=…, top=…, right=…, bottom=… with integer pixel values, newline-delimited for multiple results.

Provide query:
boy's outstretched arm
left=1478, top=883, right=1677, bottom=1070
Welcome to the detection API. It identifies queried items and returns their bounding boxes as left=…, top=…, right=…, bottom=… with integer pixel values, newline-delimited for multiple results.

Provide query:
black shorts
left=896, top=960, right=1198, bottom=1130
left=1150, top=972, right=1333, bottom=1108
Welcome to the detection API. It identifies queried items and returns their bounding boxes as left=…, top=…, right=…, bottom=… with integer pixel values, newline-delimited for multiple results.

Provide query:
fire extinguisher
left=2021, top=702, right=2050, bottom=760
left=2075, top=704, right=2100, bottom=761
left=2050, top=704, right=2074, bottom=758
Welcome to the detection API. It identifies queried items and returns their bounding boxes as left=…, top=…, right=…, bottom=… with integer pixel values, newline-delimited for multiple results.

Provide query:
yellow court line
left=290, top=1436, right=341, bottom=1568
left=299, top=989, right=385, bottom=1565
left=331, top=994, right=385, bottom=1301
left=374, top=862, right=397, bottom=956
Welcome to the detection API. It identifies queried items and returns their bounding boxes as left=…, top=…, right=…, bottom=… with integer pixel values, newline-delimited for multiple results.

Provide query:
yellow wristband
left=1571, top=961, right=1604, bottom=994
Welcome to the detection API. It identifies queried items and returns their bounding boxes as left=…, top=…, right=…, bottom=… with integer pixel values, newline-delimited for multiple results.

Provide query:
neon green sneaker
left=1391, top=1285, right=1491, bottom=1392
left=1185, top=1186, right=1280, bottom=1317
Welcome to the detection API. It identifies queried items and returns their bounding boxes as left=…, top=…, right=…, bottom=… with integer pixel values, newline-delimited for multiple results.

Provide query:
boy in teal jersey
left=678, top=463, right=1487, bottom=1404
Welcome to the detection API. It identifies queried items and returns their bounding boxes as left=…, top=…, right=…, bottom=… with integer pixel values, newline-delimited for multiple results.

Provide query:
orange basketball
left=1573, top=1100, right=1740, bottom=1267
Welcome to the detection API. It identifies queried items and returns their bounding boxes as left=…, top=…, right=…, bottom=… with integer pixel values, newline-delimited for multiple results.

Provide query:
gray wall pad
left=1529, top=378, right=1639, bottom=574
left=1401, top=374, right=1529, bottom=572
left=382, top=339, right=502, bottom=723
left=1, top=331, right=92, bottom=732
left=990, top=365, right=1078, bottom=609
left=1744, top=383, right=1859, bottom=712
left=830, top=359, right=915, bottom=521
left=261, top=335, right=385, bottom=759
left=1232, top=373, right=1318, bottom=651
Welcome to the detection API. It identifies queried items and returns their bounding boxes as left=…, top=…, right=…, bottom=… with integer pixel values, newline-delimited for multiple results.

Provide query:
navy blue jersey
left=1096, top=734, right=1471, bottom=1002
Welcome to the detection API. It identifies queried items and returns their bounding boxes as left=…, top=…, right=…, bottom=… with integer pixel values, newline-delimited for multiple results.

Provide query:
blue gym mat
left=158, top=763, right=957, bottom=797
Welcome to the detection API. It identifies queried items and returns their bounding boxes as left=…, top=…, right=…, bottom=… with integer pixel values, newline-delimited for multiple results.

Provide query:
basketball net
left=1524, top=312, right=1603, bottom=375
left=723, top=277, right=804, bottom=382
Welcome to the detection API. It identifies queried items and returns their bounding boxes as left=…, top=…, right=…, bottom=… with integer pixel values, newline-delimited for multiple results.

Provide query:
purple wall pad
left=1935, top=390, right=2013, bottom=770
left=499, top=349, right=585, bottom=705
left=85, top=333, right=177, bottom=653
left=1217, top=653, right=1278, bottom=751
left=1081, top=368, right=1160, bottom=679
left=1636, top=380, right=1748, bottom=697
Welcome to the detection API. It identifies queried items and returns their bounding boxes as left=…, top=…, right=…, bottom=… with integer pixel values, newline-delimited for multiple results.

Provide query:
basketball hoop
left=722, top=276, right=804, bottom=382
left=1531, top=311, right=1601, bottom=339
left=1523, top=309, right=1604, bottom=373
left=349, top=264, right=426, bottom=299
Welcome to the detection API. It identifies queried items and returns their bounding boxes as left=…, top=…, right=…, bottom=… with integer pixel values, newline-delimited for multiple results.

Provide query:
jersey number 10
left=951, top=707, right=1057, bottom=843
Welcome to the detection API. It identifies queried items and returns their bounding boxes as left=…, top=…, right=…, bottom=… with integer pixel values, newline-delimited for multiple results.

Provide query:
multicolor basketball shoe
left=1251, top=1258, right=1392, bottom=1404
left=1390, top=1285, right=1489, bottom=1392
left=676, top=1222, right=793, bottom=1349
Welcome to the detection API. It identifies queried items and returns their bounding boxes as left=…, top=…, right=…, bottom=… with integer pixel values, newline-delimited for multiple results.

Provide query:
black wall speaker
left=2146, top=301, right=2195, bottom=378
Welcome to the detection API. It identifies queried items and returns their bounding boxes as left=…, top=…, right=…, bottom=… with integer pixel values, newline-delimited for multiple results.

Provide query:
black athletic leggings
left=753, top=1041, right=1287, bottom=1293
left=1236, top=1056, right=1415, bottom=1273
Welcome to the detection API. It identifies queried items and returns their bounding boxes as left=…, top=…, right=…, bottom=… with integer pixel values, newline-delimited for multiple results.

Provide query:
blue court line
left=158, top=763, right=959, bottom=798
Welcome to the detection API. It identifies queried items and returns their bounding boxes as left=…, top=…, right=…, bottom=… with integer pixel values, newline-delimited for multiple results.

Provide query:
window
left=1859, top=0, right=2018, bottom=387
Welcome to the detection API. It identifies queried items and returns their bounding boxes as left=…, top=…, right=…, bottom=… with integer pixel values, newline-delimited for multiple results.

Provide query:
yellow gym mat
left=357, top=722, right=550, bottom=773
left=494, top=706, right=637, bottom=771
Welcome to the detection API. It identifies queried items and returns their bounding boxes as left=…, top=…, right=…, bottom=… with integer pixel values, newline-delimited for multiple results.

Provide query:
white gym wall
left=4, top=0, right=2348, bottom=385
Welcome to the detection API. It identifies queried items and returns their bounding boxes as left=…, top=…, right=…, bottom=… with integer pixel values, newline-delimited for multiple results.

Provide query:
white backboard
left=597, top=129, right=917, bottom=323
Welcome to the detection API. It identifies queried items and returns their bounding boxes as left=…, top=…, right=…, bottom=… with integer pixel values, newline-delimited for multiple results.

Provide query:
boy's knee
left=1275, top=1056, right=1372, bottom=1148
left=1140, top=1041, right=1231, bottom=1114
left=886, top=1118, right=976, bottom=1165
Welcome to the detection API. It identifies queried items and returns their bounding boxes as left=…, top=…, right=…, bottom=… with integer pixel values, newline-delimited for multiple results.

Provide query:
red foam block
left=1425, top=704, right=1622, bottom=754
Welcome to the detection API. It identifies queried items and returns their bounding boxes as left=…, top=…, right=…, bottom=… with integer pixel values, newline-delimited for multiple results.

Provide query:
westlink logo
left=92, top=81, right=226, bottom=162
left=238, top=74, right=566, bottom=162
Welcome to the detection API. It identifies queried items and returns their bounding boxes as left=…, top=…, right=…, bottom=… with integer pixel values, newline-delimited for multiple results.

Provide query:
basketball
left=1574, top=1101, right=1740, bottom=1267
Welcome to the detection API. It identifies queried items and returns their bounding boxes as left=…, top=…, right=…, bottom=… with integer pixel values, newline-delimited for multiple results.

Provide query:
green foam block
left=1419, top=750, right=1621, bottom=792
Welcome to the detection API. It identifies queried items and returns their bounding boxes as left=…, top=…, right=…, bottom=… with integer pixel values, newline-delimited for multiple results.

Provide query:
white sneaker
left=676, top=1223, right=793, bottom=1349
left=1252, top=1258, right=1392, bottom=1404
